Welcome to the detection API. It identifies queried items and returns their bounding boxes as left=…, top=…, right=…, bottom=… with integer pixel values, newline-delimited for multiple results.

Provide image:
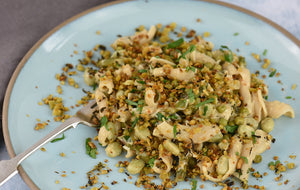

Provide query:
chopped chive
left=203, top=105, right=208, bottom=116
left=92, top=83, right=97, bottom=90
left=137, top=80, right=146, bottom=84
left=173, top=125, right=177, bottom=138
left=167, top=38, right=184, bottom=48
left=138, top=69, right=148, bottom=73
left=191, top=179, right=197, bottom=190
left=269, top=69, right=276, bottom=77
left=234, top=32, right=239, bottom=36
left=187, top=89, right=195, bottom=102
left=285, top=96, right=292, bottom=99
left=251, top=131, right=257, bottom=144
left=235, top=152, right=240, bottom=156
left=195, top=98, right=215, bottom=108
left=264, top=96, right=268, bottom=100
left=263, top=49, right=268, bottom=56
left=156, top=112, right=166, bottom=121
left=131, top=117, right=139, bottom=128
left=126, top=99, right=138, bottom=106
left=51, top=134, right=65, bottom=143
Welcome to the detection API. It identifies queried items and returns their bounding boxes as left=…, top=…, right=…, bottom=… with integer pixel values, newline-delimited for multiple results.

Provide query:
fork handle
left=0, top=116, right=81, bottom=186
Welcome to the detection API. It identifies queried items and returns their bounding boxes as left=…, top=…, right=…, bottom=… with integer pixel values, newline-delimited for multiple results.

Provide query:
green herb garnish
left=263, top=49, right=268, bottom=56
left=92, top=83, right=97, bottom=91
left=203, top=105, right=208, bottom=116
left=167, top=38, right=184, bottom=48
left=241, top=156, right=249, bottom=164
left=269, top=69, right=276, bottom=77
left=286, top=96, right=292, bottom=99
left=251, top=131, right=257, bottom=144
left=195, top=98, right=215, bottom=108
left=168, top=114, right=178, bottom=120
left=187, top=89, right=195, bottom=102
left=100, top=116, right=109, bottom=131
left=126, top=99, right=138, bottom=106
left=173, top=125, right=177, bottom=138
left=156, top=112, right=166, bottom=121
left=182, top=44, right=196, bottom=59
left=138, top=69, right=148, bottom=73
left=131, top=117, right=139, bottom=128
left=85, top=138, right=97, bottom=159
left=234, top=32, right=239, bottom=36
left=137, top=80, right=146, bottom=84
left=225, top=125, right=238, bottom=133
left=148, top=157, right=156, bottom=168
left=51, top=134, right=65, bottom=143
left=220, top=45, right=233, bottom=63
left=191, top=179, right=197, bottom=190
left=186, top=66, right=196, bottom=72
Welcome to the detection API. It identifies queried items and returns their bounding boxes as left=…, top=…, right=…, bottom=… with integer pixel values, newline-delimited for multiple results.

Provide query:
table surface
left=0, top=0, right=299, bottom=189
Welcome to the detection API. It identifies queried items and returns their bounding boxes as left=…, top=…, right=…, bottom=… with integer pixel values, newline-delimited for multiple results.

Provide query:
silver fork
left=0, top=100, right=98, bottom=186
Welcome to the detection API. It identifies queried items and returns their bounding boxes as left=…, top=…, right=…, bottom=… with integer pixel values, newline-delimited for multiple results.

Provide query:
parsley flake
left=191, top=179, right=197, bottom=190
left=85, top=138, right=97, bottom=159
left=225, top=125, right=238, bottom=133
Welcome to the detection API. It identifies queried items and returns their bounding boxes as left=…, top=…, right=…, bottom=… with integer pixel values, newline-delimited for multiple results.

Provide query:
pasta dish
left=84, top=25, right=295, bottom=188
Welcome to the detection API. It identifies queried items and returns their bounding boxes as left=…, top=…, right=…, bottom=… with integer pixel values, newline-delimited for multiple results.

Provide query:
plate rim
left=2, top=0, right=300, bottom=189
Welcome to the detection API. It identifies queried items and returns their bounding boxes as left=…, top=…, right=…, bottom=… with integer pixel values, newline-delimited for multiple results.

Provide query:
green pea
left=219, top=118, right=228, bottom=126
left=204, top=62, right=213, bottom=69
left=234, top=116, right=245, bottom=125
left=239, top=107, right=249, bottom=116
left=253, top=155, right=262, bottom=163
left=261, top=117, right=274, bottom=133
left=217, top=105, right=226, bottom=113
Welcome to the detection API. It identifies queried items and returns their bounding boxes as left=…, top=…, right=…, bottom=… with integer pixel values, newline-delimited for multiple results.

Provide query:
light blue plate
left=4, top=0, right=300, bottom=189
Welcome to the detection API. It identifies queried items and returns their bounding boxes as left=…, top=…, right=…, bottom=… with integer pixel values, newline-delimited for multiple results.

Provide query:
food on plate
left=81, top=25, right=295, bottom=188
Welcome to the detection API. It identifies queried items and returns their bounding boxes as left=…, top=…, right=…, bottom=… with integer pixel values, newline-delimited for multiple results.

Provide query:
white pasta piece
left=144, top=88, right=157, bottom=107
left=234, top=130, right=271, bottom=182
left=98, top=126, right=113, bottom=146
left=114, top=64, right=133, bottom=77
left=150, top=57, right=176, bottom=66
left=238, top=67, right=253, bottom=115
left=117, top=107, right=131, bottom=122
left=189, top=51, right=216, bottom=65
left=131, top=26, right=157, bottom=45
left=111, top=36, right=132, bottom=49
left=152, top=146, right=173, bottom=174
left=153, top=121, right=220, bottom=144
left=198, top=135, right=242, bottom=182
left=265, top=100, right=295, bottom=118
left=222, top=62, right=238, bottom=76
left=153, top=121, right=189, bottom=142
left=141, top=105, right=160, bottom=116
left=151, top=67, right=166, bottom=77
left=169, top=68, right=195, bottom=81
left=189, top=125, right=221, bottom=144
left=98, top=76, right=114, bottom=94
left=212, top=104, right=232, bottom=120
left=252, top=89, right=268, bottom=121
left=94, top=89, right=108, bottom=117
left=147, top=25, right=157, bottom=41
left=123, top=145, right=135, bottom=158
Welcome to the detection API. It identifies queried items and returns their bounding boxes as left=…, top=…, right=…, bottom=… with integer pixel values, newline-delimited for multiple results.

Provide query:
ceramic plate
left=3, top=0, right=300, bottom=189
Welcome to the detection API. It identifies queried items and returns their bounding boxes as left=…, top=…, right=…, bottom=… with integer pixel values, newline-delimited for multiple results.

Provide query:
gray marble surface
left=0, top=0, right=299, bottom=189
